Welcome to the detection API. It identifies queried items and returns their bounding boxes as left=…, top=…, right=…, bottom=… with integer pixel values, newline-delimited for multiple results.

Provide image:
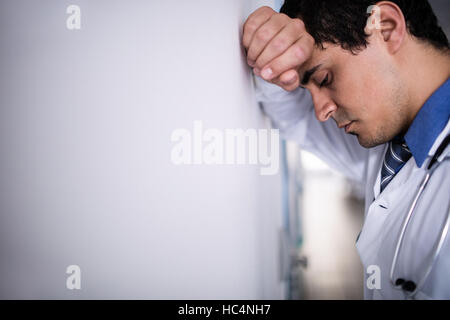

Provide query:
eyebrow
left=301, top=64, right=322, bottom=86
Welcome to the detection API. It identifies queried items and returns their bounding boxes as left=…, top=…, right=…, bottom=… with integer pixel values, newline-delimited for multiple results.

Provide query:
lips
left=338, top=121, right=352, bottom=129
left=345, top=122, right=353, bottom=133
left=337, top=121, right=354, bottom=133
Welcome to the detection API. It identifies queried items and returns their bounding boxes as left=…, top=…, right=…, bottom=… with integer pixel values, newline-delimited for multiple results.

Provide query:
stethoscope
left=389, top=135, right=450, bottom=299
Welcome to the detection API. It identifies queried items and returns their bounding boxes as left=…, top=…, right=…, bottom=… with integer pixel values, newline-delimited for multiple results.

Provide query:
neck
left=402, top=43, right=450, bottom=129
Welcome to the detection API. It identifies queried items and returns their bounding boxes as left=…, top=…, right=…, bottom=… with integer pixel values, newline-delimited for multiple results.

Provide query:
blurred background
left=0, top=0, right=448, bottom=300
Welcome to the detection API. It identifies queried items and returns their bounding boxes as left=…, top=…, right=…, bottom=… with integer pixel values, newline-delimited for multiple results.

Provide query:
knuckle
left=256, top=28, right=272, bottom=42
left=306, top=34, right=315, bottom=45
left=244, top=21, right=258, bottom=34
left=301, top=37, right=315, bottom=58
left=273, top=12, right=289, bottom=24
left=292, top=44, right=305, bottom=60
left=259, top=6, right=274, bottom=14
left=291, top=18, right=305, bottom=30
left=271, top=38, right=287, bottom=51
left=277, top=13, right=289, bottom=20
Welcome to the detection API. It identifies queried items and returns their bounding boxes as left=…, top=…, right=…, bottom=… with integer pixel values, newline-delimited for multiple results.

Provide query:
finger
left=253, top=68, right=299, bottom=92
left=242, top=6, right=276, bottom=50
left=273, top=70, right=300, bottom=91
left=259, top=35, right=314, bottom=81
left=254, top=18, right=306, bottom=70
left=246, top=13, right=290, bottom=66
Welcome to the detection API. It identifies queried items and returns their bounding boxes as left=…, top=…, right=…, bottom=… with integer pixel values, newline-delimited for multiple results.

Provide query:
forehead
left=302, top=44, right=341, bottom=70
left=298, top=46, right=333, bottom=87
left=299, top=44, right=358, bottom=82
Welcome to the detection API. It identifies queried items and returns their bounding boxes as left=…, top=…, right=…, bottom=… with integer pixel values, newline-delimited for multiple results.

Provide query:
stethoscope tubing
left=389, top=157, right=450, bottom=299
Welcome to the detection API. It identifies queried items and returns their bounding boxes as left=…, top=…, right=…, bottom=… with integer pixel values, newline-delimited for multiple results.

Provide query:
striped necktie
left=380, top=137, right=412, bottom=193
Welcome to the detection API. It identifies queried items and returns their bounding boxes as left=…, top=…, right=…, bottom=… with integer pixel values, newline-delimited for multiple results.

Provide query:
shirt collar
left=404, top=78, right=450, bottom=167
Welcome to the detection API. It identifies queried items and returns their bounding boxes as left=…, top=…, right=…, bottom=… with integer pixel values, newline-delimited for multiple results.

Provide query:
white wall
left=0, top=0, right=284, bottom=299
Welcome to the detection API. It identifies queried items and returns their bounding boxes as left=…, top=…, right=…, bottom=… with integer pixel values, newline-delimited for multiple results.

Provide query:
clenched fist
left=242, top=6, right=315, bottom=91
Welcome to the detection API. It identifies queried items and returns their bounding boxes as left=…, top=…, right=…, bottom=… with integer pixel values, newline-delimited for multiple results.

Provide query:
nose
left=310, top=90, right=337, bottom=122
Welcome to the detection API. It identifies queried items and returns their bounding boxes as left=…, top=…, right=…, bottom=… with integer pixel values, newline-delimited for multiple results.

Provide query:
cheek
left=333, top=69, right=379, bottom=116
left=333, top=82, right=376, bottom=122
left=353, top=68, right=393, bottom=121
left=360, top=64, right=391, bottom=101
left=333, top=49, right=397, bottom=123
left=346, top=50, right=393, bottom=111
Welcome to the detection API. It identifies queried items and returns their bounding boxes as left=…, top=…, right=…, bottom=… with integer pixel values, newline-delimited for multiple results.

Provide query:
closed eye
left=319, top=74, right=329, bottom=88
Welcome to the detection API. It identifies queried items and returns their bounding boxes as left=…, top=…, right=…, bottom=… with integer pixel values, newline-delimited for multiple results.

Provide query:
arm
left=244, top=6, right=368, bottom=184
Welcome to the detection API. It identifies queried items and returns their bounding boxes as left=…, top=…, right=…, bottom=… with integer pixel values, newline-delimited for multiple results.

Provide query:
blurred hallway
left=296, top=152, right=365, bottom=300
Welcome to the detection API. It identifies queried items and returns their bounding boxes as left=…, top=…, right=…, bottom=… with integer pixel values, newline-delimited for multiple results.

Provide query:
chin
left=356, top=135, right=384, bottom=148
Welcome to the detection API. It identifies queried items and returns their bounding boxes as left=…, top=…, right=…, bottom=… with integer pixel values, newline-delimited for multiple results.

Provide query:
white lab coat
left=255, top=77, right=450, bottom=299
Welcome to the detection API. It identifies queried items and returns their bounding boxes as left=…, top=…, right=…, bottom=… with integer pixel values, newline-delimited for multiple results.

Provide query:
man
left=243, top=0, right=450, bottom=299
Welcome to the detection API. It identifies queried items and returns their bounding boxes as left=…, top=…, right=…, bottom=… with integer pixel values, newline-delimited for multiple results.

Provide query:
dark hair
left=280, top=0, right=449, bottom=53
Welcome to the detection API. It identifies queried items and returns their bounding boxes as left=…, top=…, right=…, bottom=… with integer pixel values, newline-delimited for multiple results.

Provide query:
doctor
left=243, top=1, right=450, bottom=299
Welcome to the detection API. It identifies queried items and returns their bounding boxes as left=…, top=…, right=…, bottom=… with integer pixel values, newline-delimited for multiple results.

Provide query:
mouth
left=338, top=121, right=354, bottom=133
left=345, top=122, right=354, bottom=133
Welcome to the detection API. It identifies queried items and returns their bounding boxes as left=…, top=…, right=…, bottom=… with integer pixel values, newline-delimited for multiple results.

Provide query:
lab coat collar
left=373, top=118, right=450, bottom=205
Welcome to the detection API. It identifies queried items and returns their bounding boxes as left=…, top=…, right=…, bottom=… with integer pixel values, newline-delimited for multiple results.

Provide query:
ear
left=365, top=1, right=407, bottom=54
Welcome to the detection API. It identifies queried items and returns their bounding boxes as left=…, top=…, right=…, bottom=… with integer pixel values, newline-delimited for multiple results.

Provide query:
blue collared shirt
left=404, top=78, right=450, bottom=167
